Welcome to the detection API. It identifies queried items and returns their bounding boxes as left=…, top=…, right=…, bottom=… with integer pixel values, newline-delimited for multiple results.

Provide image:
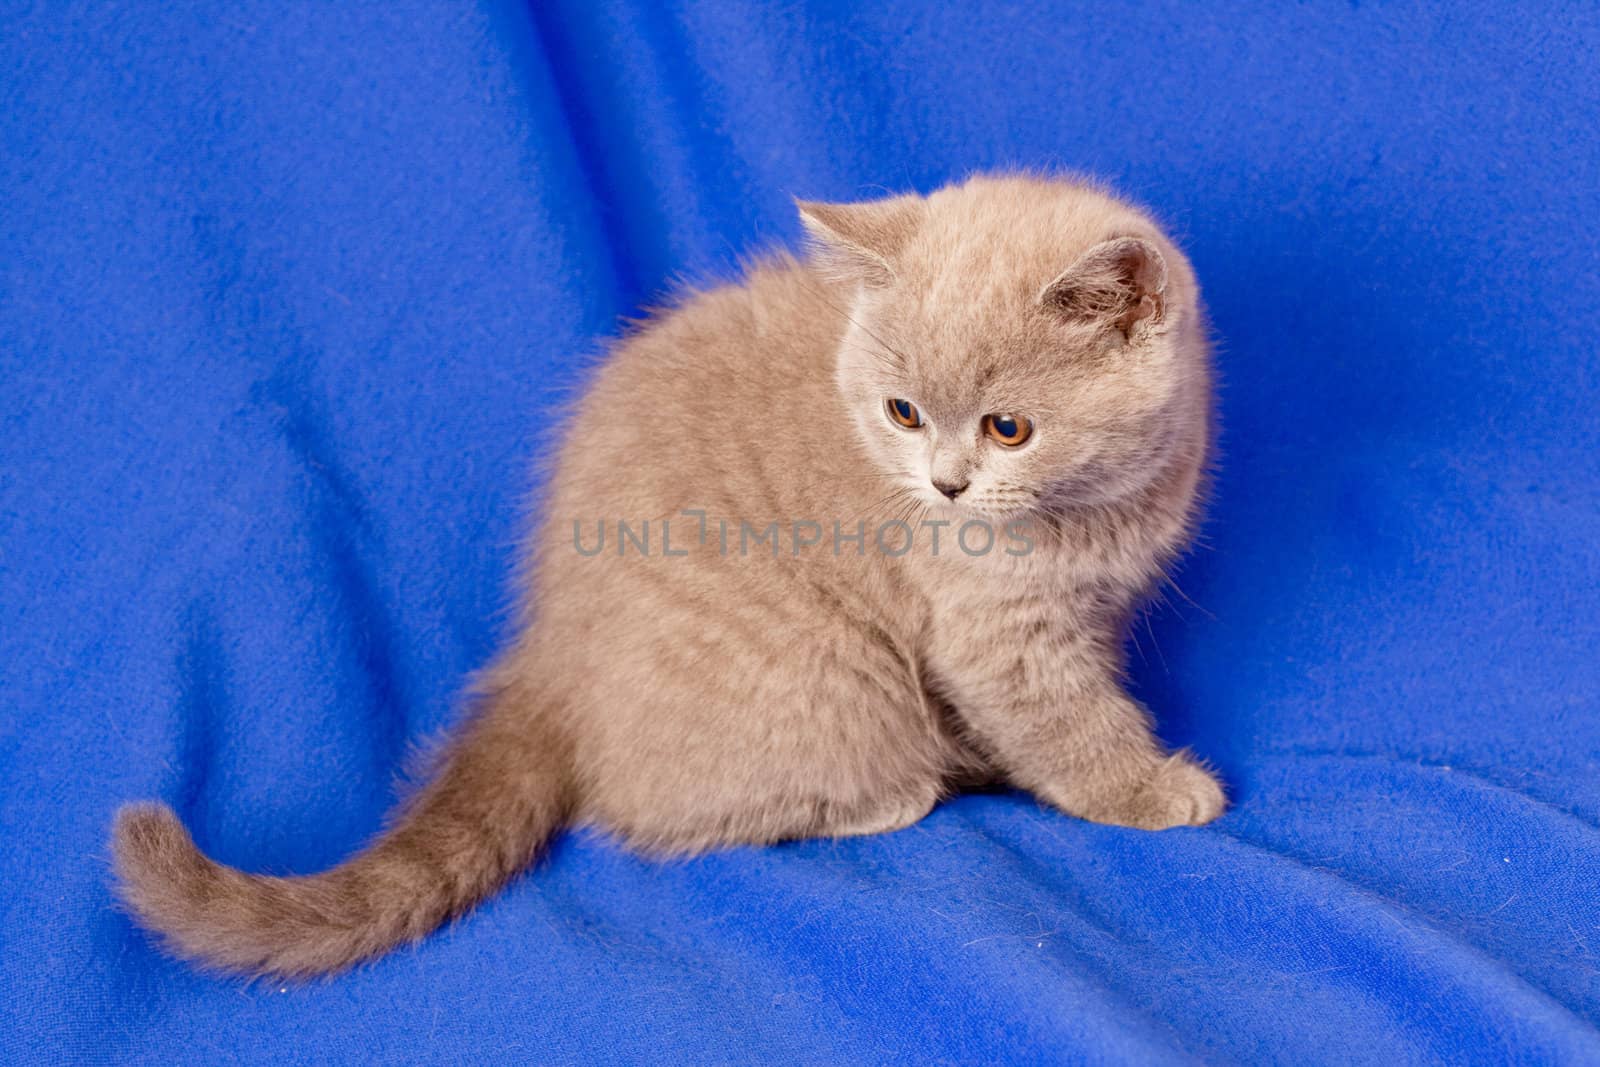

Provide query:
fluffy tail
left=111, top=690, right=571, bottom=979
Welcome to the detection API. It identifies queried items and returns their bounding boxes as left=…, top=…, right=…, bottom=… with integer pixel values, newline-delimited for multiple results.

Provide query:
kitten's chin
left=932, top=496, right=1036, bottom=524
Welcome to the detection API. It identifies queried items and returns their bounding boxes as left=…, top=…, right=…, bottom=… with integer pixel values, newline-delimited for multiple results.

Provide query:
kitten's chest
left=901, top=535, right=1102, bottom=626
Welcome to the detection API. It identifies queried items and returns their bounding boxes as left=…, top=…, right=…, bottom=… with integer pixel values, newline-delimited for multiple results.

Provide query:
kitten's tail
left=110, top=684, right=571, bottom=980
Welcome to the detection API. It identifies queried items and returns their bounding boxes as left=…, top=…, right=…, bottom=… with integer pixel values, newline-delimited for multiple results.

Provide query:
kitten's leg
left=573, top=604, right=955, bottom=852
left=816, top=784, right=939, bottom=839
left=931, top=624, right=1224, bottom=830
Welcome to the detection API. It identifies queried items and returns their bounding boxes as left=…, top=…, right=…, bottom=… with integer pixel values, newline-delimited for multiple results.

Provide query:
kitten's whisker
left=1161, top=576, right=1217, bottom=621
left=837, top=486, right=914, bottom=530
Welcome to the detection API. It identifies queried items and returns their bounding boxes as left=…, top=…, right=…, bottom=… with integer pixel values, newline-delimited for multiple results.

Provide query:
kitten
left=112, top=173, right=1225, bottom=978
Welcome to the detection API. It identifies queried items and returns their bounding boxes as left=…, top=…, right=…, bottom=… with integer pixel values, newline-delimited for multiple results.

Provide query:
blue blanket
left=4, top=3, right=1598, bottom=1063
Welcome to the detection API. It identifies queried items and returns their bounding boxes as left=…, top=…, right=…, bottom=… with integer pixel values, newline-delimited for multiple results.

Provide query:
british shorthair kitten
left=113, top=173, right=1225, bottom=978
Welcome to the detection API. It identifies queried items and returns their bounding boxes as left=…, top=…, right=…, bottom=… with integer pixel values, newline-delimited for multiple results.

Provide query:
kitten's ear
left=1039, top=236, right=1169, bottom=340
left=796, top=194, right=923, bottom=288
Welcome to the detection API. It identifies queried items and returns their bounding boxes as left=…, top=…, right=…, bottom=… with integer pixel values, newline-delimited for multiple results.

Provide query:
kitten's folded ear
left=1040, top=236, right=1169, bottom=340
left=796, top=194, right=924, bottom=288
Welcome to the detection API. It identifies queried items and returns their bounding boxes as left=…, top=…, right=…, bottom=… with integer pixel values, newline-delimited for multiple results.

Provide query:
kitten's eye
left=983, top=413, right=1033, bottom=447
left=885, top=398, right=923, bottom=429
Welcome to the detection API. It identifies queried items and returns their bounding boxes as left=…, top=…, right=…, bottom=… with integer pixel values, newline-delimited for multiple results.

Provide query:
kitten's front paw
left=1090, top=753, right=1226, bottom=830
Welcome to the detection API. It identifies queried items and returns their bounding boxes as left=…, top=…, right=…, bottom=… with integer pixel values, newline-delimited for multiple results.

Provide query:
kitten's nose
left=933, top=478, right=969, bottom=500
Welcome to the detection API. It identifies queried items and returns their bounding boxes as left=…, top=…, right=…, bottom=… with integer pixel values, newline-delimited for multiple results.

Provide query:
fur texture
left=112, top=173, right=1224, bottom=978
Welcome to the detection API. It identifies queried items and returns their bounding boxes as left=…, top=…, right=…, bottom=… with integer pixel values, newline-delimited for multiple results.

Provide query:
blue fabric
left=4, top=3, right=1598, bottom=1063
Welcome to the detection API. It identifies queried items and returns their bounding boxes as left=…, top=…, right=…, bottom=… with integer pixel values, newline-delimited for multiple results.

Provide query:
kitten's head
left=801, top=174, right=1208, bottom=522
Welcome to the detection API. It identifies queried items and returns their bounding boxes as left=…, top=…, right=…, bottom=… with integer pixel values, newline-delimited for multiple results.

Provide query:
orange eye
left=983, top=413, right=1033, bottom=447
left=886, top=398, right=923, bottom=429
